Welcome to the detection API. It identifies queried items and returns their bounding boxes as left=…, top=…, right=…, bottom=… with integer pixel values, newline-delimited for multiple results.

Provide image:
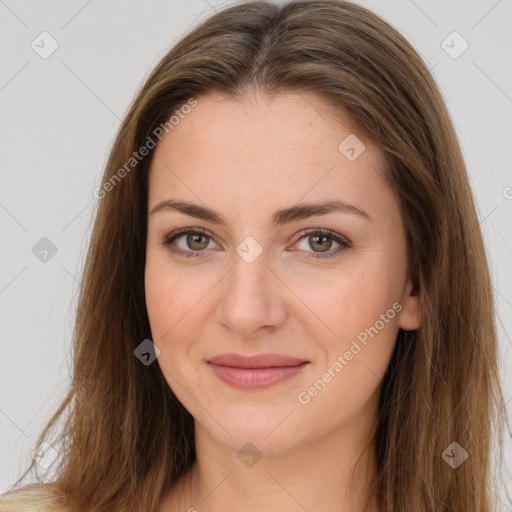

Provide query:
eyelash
left=161, top=227, right=352, bottom=260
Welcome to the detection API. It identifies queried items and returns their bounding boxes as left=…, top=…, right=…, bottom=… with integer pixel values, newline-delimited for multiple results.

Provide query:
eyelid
left=291, top=227, right=351, bottom=246
left=164, top=227, right=220, bottom=253
left=288, top=228, right=352, bottom=259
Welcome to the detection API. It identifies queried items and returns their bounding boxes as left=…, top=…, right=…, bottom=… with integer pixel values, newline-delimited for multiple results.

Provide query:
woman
left=1, top=1, right=509, bottom=511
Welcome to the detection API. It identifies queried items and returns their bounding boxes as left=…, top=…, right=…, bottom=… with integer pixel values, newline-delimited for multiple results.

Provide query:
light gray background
left=1, top=0, right=511, bottom=505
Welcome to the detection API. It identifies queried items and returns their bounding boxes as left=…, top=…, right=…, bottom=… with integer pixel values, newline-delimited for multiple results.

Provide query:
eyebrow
left=149, top=198, right=372, bottom=227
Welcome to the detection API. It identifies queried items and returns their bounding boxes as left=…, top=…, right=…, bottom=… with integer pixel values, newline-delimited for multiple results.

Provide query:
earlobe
left=398, top=277, right=422, bottom=331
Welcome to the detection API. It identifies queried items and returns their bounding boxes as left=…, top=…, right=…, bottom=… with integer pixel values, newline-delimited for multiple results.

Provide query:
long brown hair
left=1, top=1, right=509, bottom=511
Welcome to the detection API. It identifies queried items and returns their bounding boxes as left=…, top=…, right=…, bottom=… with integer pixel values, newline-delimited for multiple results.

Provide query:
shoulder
left=0, top=484, right=64, bottom=512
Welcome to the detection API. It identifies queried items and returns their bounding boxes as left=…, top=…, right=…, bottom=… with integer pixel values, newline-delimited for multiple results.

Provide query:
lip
left=207, top=353, right=308, bottom=368
left=206, top=353, right=310, bottom=390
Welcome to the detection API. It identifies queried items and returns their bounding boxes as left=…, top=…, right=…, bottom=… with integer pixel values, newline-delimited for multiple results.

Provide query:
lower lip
left=208, top=362, right=309, bottom=390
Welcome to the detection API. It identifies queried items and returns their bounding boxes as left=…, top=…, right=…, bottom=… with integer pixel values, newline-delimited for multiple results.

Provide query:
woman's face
left=145, top=90, right=421, bottom=455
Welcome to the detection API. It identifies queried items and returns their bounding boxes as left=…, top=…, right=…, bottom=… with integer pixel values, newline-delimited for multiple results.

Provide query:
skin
left=145, top=88, right=421, bottom=512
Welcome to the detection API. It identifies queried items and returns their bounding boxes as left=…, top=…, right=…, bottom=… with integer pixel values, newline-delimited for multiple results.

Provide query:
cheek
left=295, top=270, right=399, bottom=420
left=145, top=254, right=208, bottom=339
left=289, top=259, right=400, bottom=345
left=144, top=260, right=213, bottom=379
left=289, top=257, right=400, bottom=405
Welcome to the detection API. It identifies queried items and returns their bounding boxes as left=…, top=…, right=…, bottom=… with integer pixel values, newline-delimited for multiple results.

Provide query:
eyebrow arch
left=149, top=199, right=372, bottom=227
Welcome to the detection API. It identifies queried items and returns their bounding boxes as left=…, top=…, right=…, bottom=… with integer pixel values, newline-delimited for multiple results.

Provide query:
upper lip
left=207, top=353, right=309, bottom=368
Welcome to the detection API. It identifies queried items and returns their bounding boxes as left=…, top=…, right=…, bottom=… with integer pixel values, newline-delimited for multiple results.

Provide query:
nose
left=216, top=248, right=287, bottom=338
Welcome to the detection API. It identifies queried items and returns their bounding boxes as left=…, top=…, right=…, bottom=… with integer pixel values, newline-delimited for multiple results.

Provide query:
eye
left=162, top=227, right=351, bottom=259
left=291, top=228, right=352, bottom=259
left=162, top=227, right=219, bottom=258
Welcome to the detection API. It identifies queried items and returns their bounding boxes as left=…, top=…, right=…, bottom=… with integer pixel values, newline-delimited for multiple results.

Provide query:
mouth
left=206, top=353, right=310, bottom=390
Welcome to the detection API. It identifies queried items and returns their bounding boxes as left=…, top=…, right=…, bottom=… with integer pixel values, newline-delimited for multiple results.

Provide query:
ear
left=398, top=276, right=421, bottom=331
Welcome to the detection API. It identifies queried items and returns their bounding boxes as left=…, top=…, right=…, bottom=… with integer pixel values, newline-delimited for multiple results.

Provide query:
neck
left=164, top=395, right=381, bottom=512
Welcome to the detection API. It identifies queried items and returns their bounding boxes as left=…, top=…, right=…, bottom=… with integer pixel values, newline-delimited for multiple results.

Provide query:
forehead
left=147, top=90, right=391, bottom=224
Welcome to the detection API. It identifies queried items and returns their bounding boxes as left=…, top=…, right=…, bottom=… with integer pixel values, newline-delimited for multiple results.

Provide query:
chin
left=195, top=402, right=305, bottom=457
